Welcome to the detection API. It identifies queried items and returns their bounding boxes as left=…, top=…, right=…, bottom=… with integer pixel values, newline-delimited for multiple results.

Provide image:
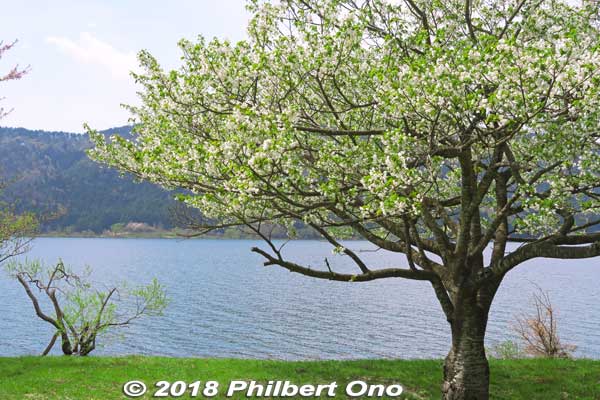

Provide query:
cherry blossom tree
left=1, top=40, right=28, bottom=119
left=88, top=1, right=600, bottom=399
left=1, top=40, right=36, bottom=262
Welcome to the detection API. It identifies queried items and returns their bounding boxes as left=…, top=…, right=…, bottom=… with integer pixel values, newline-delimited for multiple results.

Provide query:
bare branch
left=251, top=246, right=435, bottom=282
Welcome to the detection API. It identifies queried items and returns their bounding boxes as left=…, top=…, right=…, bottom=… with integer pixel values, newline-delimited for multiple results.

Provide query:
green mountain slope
left=0, top=126, right=176, bottom=233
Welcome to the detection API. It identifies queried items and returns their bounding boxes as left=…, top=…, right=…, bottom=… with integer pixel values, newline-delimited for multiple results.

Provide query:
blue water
left=1, top=238, right=598, bottom=359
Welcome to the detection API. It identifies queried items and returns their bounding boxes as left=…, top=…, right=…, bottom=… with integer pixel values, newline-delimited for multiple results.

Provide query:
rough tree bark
left=442, top=291, right=491, bottom=400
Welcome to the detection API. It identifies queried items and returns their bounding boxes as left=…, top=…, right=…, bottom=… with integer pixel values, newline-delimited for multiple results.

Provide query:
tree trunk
left=79, top=336, right=96, bottom=356
left=60, top=332, right=73, bottom=355
left=42, top=333, right=58, bottom=356
left=442, top=294, right=491, bottom=400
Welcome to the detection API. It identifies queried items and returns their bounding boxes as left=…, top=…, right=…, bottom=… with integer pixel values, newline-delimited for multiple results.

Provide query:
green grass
left=0, top=357, right=598, bottom=399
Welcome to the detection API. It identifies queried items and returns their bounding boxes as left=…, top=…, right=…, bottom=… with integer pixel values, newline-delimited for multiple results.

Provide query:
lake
left=1, top=238, right=599, bottom=359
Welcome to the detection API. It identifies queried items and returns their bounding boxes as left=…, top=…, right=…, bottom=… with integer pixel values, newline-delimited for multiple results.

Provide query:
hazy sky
left=1, top=0, right=249, bottom=132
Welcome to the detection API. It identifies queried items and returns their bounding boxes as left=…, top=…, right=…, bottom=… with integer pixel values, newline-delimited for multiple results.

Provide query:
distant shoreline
left=35, top=232, right=334, bottom=240
left=38, top=231, right=187, bottom=239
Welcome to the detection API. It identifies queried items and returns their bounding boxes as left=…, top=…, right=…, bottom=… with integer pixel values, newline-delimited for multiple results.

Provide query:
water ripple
left=1, top=238, right=598, bottom=359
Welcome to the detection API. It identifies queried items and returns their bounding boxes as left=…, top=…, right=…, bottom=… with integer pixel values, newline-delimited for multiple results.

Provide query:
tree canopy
left=90, top=0, right=600, bottom=281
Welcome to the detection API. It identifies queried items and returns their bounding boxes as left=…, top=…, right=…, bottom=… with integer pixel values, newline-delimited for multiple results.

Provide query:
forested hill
left=0, top=126, right=177, bottom=233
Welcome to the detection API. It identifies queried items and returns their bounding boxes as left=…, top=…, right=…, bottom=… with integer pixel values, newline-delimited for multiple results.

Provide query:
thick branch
left=42, top=333, right=59, bottom=356
left=16, top=274, right=61, bottom=330
left=251, top=247, right=435, bottom=282
left=495, top=240, right=600, bottom=278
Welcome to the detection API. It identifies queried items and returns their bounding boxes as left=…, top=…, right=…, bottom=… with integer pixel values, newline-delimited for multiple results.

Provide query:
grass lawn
left=0, top=356, right=598, bottom=399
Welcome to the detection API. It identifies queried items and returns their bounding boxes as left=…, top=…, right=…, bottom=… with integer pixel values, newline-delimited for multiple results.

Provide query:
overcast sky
left=1, top=0, right=249, bottom=132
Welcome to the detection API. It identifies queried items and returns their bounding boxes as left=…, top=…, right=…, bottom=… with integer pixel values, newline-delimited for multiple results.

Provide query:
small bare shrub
left=513, top=288, right=576, bottom=358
